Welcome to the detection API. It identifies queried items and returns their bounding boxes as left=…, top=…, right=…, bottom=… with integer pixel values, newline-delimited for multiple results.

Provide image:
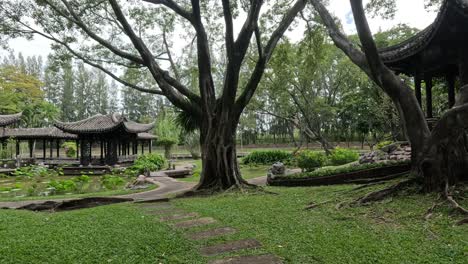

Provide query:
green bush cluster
left=295, top=150, right=327, bottom=172
left=242, top=150, right=292, bottom=165
left=13, top=165, right=61, bottom=178
left=47, top=179, right=77, bottom=193
left=284, top=160, right=410, bottom=179
left=130, top=153, right=167, bottom=174
left=100, top=175, right=125, bottom=190
left=328, top=148, right=359, bottom=166
left=61, top=141, right=77, bottom=158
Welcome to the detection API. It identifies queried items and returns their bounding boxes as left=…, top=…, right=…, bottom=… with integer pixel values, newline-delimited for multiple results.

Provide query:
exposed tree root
left=344, top=172, right=408, bottom=185
left=355, top=178, right=418, bottom=204
left=349, top=182, right=387, bottom=192
left=424, top=198, right=444, bottom=221
left=455, top=218, right=468, bottom=226
left=175, top=182, right=277, bottom=198
left=304, top=200, right=333, bottom=210
left=444, top=182, right=468, bottom=216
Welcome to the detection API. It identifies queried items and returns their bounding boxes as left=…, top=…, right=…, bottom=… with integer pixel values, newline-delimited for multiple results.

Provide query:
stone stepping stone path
left=139, top=202, right=173, bottom=209
left=187, top=227, right=237, bottom=240
left=160, top=212, right=199, bottom=222
left=208, top=254, right=283, bottom=264
left=145, top=208, right=185, bottom=215
left=138, top=202, right=282, bottom=263
left=174, top=217, right=218, bottom=228
left=200, top=238, right=262, bottom=256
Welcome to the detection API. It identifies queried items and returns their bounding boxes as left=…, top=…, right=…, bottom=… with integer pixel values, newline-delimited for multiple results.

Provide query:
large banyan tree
left=309, top=0, right=467, bottom=209
left=0, top=0, right=307, bottom=192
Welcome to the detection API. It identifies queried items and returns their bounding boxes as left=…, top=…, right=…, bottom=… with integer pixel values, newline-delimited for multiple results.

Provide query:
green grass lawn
left=0, top=203, right=205, bottom=263
left=173, top=184, right=468, bottom=263
left=1, top=183, right=466, bottom=263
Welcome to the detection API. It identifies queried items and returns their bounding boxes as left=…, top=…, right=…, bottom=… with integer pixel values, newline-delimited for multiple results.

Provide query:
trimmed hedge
left=295, top=150, right=326, bottom=172
left=283, top=160, right=410, bottom=179
left=328, top=148, right=359, bottom=166
left=242, top=150, right=292, bottom=165
left=130, top=153, right=167, bottom=174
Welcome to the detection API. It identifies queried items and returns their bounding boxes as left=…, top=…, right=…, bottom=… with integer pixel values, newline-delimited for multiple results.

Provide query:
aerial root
left=354, top=178, right=417, bottom=205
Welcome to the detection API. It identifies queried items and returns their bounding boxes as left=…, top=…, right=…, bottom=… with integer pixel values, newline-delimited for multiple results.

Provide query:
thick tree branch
left=9, top=18, right=162, bottom=95
left=109, top=0, right=202, bottom=114
left=308, top=0, right=370, bottom=75
left=350, top=0, right=388, bottom=86
left=235, top=0, right=307, bottom=113
left=222, top=0, right=235, bottom=61
left=51, top=0, right=145, bottom=65
left=162, top=28, right=181, bottom=81
left=191, top=0, right=216, bottom=110
left=143, top=0, right=193, bottom=23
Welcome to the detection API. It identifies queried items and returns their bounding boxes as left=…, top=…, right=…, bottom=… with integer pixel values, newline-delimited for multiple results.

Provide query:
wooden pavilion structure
left=380, top=0, right=468, bottom=119
left=0, top=113, right=22, bottom=128
left=54, top=113, right=155, bottom=166
left=0, top=113, right=22, bottom=154
left=1, top=127, right=77, bottom=160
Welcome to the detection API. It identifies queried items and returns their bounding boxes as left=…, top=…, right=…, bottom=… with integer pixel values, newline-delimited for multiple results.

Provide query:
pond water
left=0, top=168, right=139, bottom=199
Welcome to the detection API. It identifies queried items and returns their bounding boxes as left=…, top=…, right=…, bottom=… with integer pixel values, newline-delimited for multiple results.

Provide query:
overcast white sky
left=1, top=0, right=437, bottom=59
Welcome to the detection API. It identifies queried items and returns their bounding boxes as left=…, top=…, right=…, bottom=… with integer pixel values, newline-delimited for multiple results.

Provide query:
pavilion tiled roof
left=379, top=0, right=468, bottom=64
left=54, top=113, right=155, bottom=134
left=1, top=127, right=77, bottom=140
left=0, top=113, right=22, bottom=127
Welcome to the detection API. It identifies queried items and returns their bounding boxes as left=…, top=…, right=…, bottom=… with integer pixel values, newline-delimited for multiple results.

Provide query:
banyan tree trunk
left=194, top=115, right=249, bottom=192
left=419, top=86, right=468, bottom=192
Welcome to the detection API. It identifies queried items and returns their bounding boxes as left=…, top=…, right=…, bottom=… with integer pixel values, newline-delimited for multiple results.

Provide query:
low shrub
left=130, top=153, right=166, bottom=174
left=242, top=150, right=292, bottom=165
left=100, top=175, right=125, bottom=190
left=376, top=141, right=393, bottom=150
left=47, top=180, right=77, bottom=193
left=328, top=148, right=359, bottom=166
left=62, top=141, right=77, bottom=158
left=295, top=150, right=326, bottom=172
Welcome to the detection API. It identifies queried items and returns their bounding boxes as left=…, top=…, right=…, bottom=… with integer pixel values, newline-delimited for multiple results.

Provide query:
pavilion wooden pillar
left=15, top=140, right=20, bottom=157
left=42, top=139, right=46, bottom=160
left=425, top=77, right=433, bottom=118
left=76, top=140, right=80, bottom=160
left=49, top=140, right=53, bottom=158
left=28, top=140, right=33, bottom=158
left=100, top=140, right=104, bottom=164
left=141, top=141, right=144, bottom=154
left=56, top=140, right=60, bottom=157
left=414, top=75, right=422, bottom=107
left=149, top=140, right=152, bottom=153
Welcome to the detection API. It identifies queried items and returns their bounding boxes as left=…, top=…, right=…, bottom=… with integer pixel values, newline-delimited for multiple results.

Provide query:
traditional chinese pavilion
left=0, top=113, right=22, bottom=128
left=380, top=0, right=468, bottom=118
left=54, top=113, right=155, bottom=166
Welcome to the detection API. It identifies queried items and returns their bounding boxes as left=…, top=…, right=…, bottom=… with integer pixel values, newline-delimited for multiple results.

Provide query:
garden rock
left=267, top=162, right=286, bottom=179
left=360, top=143, right=411, bottom=164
